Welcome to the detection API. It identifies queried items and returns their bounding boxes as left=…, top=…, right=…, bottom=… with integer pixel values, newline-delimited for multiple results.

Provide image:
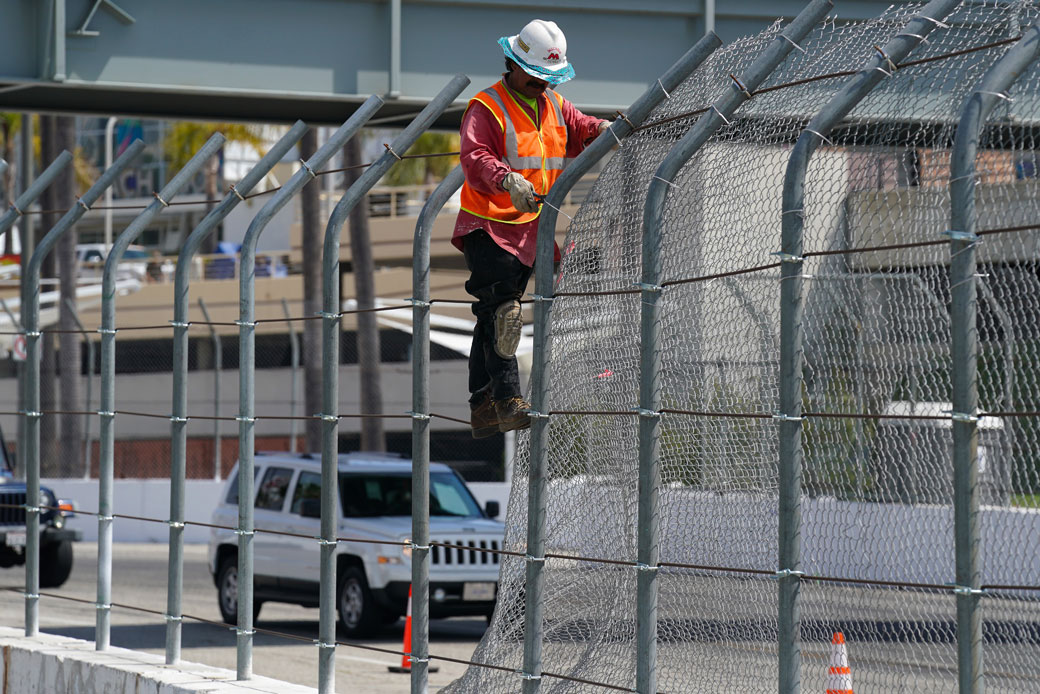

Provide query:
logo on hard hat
left=516, top=36, right=531, bottom=53
left=545, top=50, right=561, bottom=62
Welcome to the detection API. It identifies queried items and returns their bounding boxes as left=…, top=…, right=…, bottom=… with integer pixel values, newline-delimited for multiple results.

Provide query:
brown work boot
left=470, top=391, right=500, bottom=439
left=495, top=396, right=532, bottom=433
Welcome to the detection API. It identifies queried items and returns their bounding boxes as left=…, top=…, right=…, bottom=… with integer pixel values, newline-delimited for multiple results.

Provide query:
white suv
left=208, top=452, right=505, bottom=637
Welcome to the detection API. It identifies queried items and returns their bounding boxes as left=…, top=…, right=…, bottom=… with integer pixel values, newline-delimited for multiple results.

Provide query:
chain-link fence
left=444, top=1, right=1040, bottom=692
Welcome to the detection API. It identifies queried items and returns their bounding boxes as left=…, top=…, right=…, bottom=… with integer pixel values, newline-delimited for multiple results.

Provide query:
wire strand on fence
left=0, top=587, right=657, bottom=692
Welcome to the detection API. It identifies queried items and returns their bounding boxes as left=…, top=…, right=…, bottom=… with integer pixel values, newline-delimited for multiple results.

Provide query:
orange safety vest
left=460, top=81, right=569, bottom=224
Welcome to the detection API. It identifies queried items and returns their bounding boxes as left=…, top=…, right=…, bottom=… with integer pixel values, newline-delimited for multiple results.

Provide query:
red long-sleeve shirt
left=452, top=79, right=604, bottom=267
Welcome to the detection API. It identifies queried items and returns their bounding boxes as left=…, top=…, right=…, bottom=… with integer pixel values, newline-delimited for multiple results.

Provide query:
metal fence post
left=98, top=134, right=224, bottom=651
left=949, top=22, right=1040, bottom=694
left=62, top=298, right=95, bottom=478
left=778, top=1, right=959, bottom=690
left=19, top=148, right=125, bottom=638
left=524, top=32, right=723, bottom=692
left=166, top=122, right=306, bottom=666
left=640, top=5, right=832, bottom=690
left=321, top=75, right=468, bottom=694
left=412, top=164, right=465, bottom=694
left=236, top=96, right=382, bottom=685
left=197, top=298, right=223, bottom=480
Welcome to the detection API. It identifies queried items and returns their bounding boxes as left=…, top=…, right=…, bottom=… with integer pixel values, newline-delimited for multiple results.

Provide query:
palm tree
left=164, top=122, right=266, bottom=253
left=380, top=131, right=459, bottom=186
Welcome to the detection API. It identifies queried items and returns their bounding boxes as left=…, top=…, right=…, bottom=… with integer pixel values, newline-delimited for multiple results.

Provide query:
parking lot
left=0, top=542, right=486, bottom=693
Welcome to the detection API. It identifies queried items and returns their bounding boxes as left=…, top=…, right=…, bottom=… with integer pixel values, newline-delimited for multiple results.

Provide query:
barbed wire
left=2, top=503, right=1037, bottom=594
left=0, top=586, right=662, bottom=692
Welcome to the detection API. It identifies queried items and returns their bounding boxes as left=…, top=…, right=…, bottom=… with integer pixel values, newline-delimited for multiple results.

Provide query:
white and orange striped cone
left=388, top=584, right=439, bottom=674
left=826, top=632, right=854, bottom=694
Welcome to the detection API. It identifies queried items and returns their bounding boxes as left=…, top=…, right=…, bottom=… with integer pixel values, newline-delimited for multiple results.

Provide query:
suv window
left=225, top=476, right=239, bottom=504
left=256, top=467, right=293, bottom=511
left=341, top=472, right=483, bottom=518
left=291, top=471, right=321, bottom=515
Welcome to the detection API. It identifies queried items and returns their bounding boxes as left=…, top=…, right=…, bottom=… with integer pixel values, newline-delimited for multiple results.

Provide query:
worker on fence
left=454, top=18, right=608, bottom=438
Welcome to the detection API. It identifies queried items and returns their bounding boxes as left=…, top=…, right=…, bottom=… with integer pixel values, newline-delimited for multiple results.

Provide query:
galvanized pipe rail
left=320, top=74, right=468, bottom=694
left=639, top=3, right=832, bottom=691
left=524, top=32, right=723, bottom=693
left=166, top=121, right=307, bottom=666
left=411, top=163, right=465, bottom=694
left=949, top=21, right=1040, bottom=693
left=234, top=95, right=382, bottom=683
left=98, top=134, right=226, bottom=650
left=778, top=0, right=960, bottom=690
left=19, top=147, right=132, bottom=637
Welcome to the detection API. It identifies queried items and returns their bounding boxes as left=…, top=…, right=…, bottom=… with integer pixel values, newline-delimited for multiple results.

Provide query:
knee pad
left=493, top=299, right=522, bottom=359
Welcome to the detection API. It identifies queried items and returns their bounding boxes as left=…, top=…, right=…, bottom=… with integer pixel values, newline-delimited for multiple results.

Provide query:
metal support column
left=525, top=32, right=723, bottom=692
left=236, top=98, right=381, bottom=684
left=641, top=5, right=832, bottom=690
left=166, top=122, right=306, bottom=665
left=321, top=75, right=468, bottom=694
left=778, top=1, right=958, bottom=689
left=411, top=164, right=465, bottom=694
left=10, top=150, right=76, bottom=637
left=99, top=135, right=224, bottom=650
left=949, top=22, right=1040, bottom=694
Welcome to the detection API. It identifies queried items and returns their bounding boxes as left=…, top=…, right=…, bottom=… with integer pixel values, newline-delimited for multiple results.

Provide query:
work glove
left=502, top=172, right=539, bottom=214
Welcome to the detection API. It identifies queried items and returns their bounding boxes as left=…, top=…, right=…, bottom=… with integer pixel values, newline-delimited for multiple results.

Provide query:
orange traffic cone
left=388, top=584, right=439, bottom=674
left=826, top=632, right=854, bottom=694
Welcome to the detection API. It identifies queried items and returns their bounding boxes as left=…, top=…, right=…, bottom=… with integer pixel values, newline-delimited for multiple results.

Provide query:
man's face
left=507, top=64, right=549, bottom=99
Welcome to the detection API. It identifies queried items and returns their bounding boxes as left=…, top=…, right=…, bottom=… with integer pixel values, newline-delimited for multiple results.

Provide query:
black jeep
left=0, top=426, right=80, bottom=587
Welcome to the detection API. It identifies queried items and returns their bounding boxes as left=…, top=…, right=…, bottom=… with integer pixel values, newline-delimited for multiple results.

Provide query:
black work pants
left=462, top=230, right=532, bottom=404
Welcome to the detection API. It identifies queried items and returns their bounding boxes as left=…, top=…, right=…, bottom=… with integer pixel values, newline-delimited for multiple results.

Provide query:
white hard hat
left=498, top=19, right=575, bottom=86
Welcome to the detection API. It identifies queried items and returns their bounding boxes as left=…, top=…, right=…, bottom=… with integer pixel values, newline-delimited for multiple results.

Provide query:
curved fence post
left=638, top=3, right=833, bottom=691
left=411, top=164, right=465, bottom=694
left=778, top=0, right=960, bottom=690
left=21, top=145, right=140, bottom=638
left=320, top=74, right=469, bottom=694
left=524, top=32, right=723, bottom=693
left=165, top=121, right=307, bottom=666
left=97, top=133, right=226, bottom=651
left=234, top=94, right=383, bottom=684
left=949, top=22, right=1040, bottom=694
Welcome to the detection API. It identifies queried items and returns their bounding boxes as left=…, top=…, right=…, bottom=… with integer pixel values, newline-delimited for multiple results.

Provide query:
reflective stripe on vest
left=476, top=87, right=568, bottom=171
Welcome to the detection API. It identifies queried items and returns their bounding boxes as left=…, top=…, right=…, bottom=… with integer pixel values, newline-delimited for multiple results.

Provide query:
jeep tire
left=216, top=554, right=262, bottom=625
left=39, top=539, right=73, bottom=588
left=337, top=566, right=380, bottom=637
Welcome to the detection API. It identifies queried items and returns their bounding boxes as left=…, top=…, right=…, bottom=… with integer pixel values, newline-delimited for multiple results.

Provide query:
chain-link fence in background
left=445, top=1, right=1040, bottom=692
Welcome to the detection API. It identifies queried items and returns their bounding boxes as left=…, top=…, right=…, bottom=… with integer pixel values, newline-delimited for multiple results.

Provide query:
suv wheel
left=39, top=540, right=73, bottom=588
left=217, top=555, right=262, bottom=625
left=337, top=567, right=380, bottom=637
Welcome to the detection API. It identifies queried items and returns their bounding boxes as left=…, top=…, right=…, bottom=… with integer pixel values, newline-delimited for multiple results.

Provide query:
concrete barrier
left=0, top=626, right=315, bottom=693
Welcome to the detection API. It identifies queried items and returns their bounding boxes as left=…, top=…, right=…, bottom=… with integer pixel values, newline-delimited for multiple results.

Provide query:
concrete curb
left=0, top=627, right=316, bottom=693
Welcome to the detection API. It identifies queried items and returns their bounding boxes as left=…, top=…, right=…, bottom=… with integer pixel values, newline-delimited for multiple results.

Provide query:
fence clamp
left=298, top=159, right=317, bottom=179
left=406, top=297, right=431, bottom=308
left=23, top=592, right=39, bottom=600
left=729, top=74, right=752, bottom=100
left=168, top=320, right=190, bottom=329
left=771, top=252, right=804, bottom=263
left=410, top=542, right=431, bottom=552
left=635, top=562, right=659, bottom=573
left=384, top=143, right=404, bottom=161
left=775, top=569, right=805, bottom=580
left=97, top=327, right=117, bottom=335
left=98, top=410, right=116, bottom=419
left=517, top=671, right=543, bottom=681
left=233, top=628, right=256, bottom=636
left=942, top=230, right=977, bottom=243
left=772, top=412, right=802, bottom=423
left=633, top=282, right=663, bottom=293
left=166, top=520, right=185, bottom=529
left=97, top=514, right=114, bottom=522
left=318, top=311, right=342, bottom=320
left=634, top=408, right=661, bottom=419
left=228, top=184, right=247, bottom=201
left=75, top=197, right=91, bottom=211
left=407, top=411, right=431, bottom=421
left=316, top=538, right=338, bottom=547
left=314, top=640, right=336, bottom=650
left=319, top=413, right=338, bottom=423
left=614, top=110, right=635, bottom=129
left=153, top=191, right=170, bottom=207
left=169, top=416, right=188, bottom=424
left=525, top=554, right=546, bottom=565
left=234, top=529, right=254, bottom=537
left=233, top=319, right=256, bottom=328
left=528, top=293, right=554, bottom=304
left=164, top=614, right=183, bottom=623
left=946, top=410, right=978, bottom=424
left=524, top=409, right=550, bottom=420
left=20, top=410, right=42, bottom=419
left=95, top=602, right=112, bottom=611
left=24, top=330, right=41, bottom=338
left=949, top=584, right=985, bottom=596
left=872, top=45, right=897, bottom=76
left=22, top=505, right=40, bottom=515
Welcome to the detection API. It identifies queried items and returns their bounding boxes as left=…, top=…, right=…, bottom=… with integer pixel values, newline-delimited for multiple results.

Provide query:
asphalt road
left=0, top=542, right=485, bottom=693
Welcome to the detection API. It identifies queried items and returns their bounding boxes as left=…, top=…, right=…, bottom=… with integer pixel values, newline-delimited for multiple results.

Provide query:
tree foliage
left=380, top=131, right=459, bottom=187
